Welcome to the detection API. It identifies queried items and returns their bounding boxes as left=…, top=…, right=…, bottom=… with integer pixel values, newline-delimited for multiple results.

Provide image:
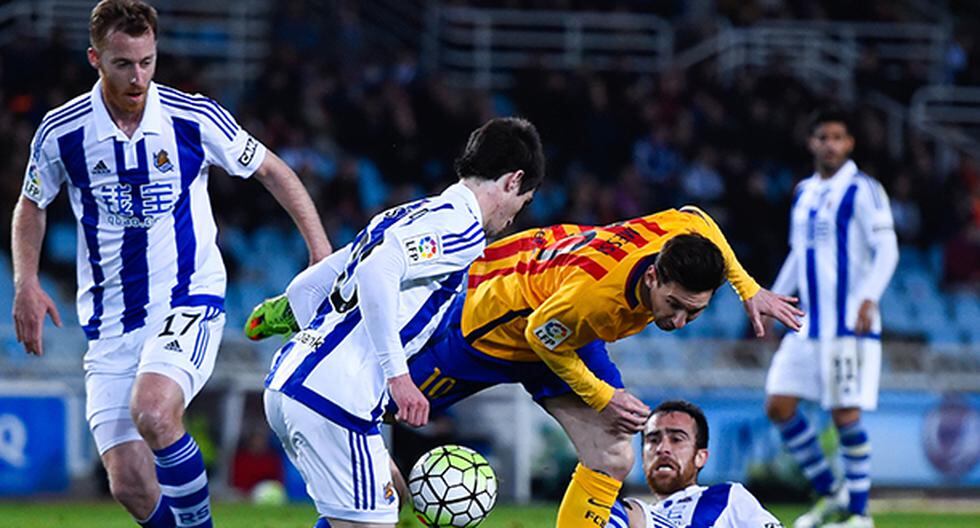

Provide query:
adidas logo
left=164, top=340, right=183, bottom=353
left=92, top=160, right=110, bottom=175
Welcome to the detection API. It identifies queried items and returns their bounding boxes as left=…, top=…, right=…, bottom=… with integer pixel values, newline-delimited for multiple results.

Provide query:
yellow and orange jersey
left=461, top=206, right=761, bottom=410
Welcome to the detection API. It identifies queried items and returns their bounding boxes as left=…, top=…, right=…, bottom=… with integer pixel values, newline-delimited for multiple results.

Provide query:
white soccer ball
left=408, top=444, right=498, bottom=527
left=250, top=479, right=287, bottom=506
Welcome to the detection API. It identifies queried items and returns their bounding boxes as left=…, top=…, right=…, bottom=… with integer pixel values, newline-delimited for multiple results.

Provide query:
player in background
left=764, top=107, right=899, bottom=528
left=10, top=2, right=331, bottom=527
left=263, top=117, right=543, bottom=527
left=608, top=400, right=783, bottom=528
left=254, top=205, right=803, bottom=528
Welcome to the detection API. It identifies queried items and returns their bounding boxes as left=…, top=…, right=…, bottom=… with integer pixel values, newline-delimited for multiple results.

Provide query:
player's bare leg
left=764, top=394, right=799, bottom=423
left=545, top=394, right=634, bottom=528
left=132, top=372, right=213, bottom=527
left=101, top=440, right=160, bottom=518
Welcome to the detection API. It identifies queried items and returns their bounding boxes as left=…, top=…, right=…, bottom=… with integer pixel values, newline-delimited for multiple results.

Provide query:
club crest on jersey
left=533, top=319, right=571, bottom=350
left=23, top=164, right=42, bottom=200
left=154, top=149, right=174, bottom=172
left=404, top=234, right=441, bottom=264
left=384, top=482, right=396, bottom=504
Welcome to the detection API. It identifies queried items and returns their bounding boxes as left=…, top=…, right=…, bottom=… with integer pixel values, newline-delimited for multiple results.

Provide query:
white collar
left=813, top=159, right=857, bottom=187
left=443, top=181, right=484, bottom=226
left=91, top=80, right=163, bottom=141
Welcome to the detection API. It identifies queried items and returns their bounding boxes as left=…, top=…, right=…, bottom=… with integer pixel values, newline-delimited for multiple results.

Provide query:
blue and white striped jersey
left=265, top=183, right=486, bottom=434
left=609, top=483, right=783, bottom=528
left=22, top=81, right=266, bottom=340
left=772, top=160, right=898, bottom=340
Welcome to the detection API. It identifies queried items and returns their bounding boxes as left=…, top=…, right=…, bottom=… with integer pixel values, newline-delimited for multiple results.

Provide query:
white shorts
left=84, top=305, right=224, bottom=454
left=264, top=390, right=399, bottom=524
left=765, top=333, right=881, bottom=410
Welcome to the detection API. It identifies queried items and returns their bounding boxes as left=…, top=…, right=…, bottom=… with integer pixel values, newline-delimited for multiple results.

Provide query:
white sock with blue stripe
left=838, top=419, right=871, bottom=515
left=154, top=433, right=212, bottom=528
left=777, top=411, right=835, bottom=496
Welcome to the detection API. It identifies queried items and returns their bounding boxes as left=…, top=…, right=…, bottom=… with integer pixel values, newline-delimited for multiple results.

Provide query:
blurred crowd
left=2, top=0, right=979, bottom=297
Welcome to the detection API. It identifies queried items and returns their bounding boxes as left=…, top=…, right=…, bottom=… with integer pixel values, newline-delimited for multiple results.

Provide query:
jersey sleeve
left=21, top=127, right=66, bottom=208
left=680, top=206, right=762, bottom=301
left=726, top=483, right=784, bottom=527
left=852, top=178, right=899, bottom=304
left=523, top=277, right=618, bottom=411
left=197, top=97, right=268, bottom=178
left=286, top=244, right=352, bottom=328
left=389, top=209, right=486, bottom=282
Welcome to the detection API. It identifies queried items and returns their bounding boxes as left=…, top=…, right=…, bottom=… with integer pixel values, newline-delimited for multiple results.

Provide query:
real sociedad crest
left=154, top=149, right=174, bottom=172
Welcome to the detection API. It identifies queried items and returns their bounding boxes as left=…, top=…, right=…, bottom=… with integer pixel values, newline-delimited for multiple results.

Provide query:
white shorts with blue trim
left=84, top=305, right=224, bottom=454
left=765, top=333, right=881, bottom=410
left=264, top=389, right=399, bottom=524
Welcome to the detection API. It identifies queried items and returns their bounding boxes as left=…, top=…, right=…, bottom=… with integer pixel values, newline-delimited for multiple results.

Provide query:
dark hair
left=454, top=117, right=545, bottom=195
left=90, top=0, right=158, bottom=51
left=651, top=400, right=709, bottom=450
left=654, top=234, right=725, bottom=293
left=808, top=105, right=853, bottom=136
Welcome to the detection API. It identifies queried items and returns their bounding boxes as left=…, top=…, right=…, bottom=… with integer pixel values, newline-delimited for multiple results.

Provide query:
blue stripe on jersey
left=442, top=221, right=481, bottom=244
left=444, top=234, right=485, bottom=255
left=348, top=431, right=360, bottom=509
left=342, top=201, right=427, bottom=279
left=690, top=483, right=731, bottom=527
left=309, top=295, right=334, bottom=331
left=115, top=139, right=151, bottom=333
left=278, top=308, right=383, bottom=435
left=159, top=97, right=235, bottom=141
left=399, top=270, right=466, bottom=345
left=805, top=206, right=820, bottom=339
left=58, top=127, right=105, bottom=339
left=264, top=342, right=295, bottom=387
left=609, top=500, right=629, bottom=528
left=158, top=86, right=239, bottom=136
left=36, top=102, right=92, bottom=154
left=835, top=184, right=859, bottom=337
left=170, top=117, right=206, bottom=307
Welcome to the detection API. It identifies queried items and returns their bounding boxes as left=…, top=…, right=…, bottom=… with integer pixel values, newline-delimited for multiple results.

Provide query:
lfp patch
left=533, top=319, right=571, bottom=350
left=23, top=164, right=42, bottom=201
left=404, top=234, right=441, bottom=264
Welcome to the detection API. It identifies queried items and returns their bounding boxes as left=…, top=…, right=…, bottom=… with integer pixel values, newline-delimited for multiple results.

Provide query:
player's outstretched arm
left=252, top=150, right=332, bottom=264
left=11, top=196, right=62, bottom=356
left=743, top=288, right=803, bottom=337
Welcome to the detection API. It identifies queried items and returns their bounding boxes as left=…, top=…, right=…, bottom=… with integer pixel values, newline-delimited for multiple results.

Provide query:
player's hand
left=743, top=289, right=803, bottom=337
left=854, top=299, right=876, bottom=335
left=389, top=374, right=429, bottom=427
left=12, top=279, right=62, bottom=356
left=600, top=389, right=650, bottom=435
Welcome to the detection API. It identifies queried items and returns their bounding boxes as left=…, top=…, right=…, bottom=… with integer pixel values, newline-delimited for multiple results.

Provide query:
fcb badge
left=404, top=234, right=441, bottom=265
left=154, top=149, right=174, bottom=172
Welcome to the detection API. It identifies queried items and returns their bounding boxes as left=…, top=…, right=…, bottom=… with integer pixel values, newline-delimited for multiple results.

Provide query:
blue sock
left=314, top=518, right=332, bottom=528
left=154, top=433, right=212, bottom=528
left=138, top=494, right=175, bottom=527
left=777, top=411, right=835, bottom=496
left=838, top=419, right=871, bottom=515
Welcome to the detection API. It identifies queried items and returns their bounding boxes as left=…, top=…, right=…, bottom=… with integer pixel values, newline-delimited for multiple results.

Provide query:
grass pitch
left=0, top=501, right=978, bottom=527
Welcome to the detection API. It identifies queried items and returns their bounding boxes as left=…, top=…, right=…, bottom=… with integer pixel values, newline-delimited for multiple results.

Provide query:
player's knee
left=130, top=400, right=181, bottom=446
left=591, top=440, right=634, bottom=481
left=764, top=396, right=794, bottom=423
